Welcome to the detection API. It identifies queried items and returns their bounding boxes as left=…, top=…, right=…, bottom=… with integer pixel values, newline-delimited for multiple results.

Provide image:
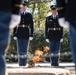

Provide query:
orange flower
left=32, top=56, right=43, bottom=62
left=44, top=46, right=50, bottom=53
left=35, top=50, right=43, bottom=56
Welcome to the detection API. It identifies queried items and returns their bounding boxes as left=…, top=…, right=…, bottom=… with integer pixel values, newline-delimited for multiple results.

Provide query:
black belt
left=18, top=25, right=29, bottom=28
left=48, top=28, right=61, bottom=31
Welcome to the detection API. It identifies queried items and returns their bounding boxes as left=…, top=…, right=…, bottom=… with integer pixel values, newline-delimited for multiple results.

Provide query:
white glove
left=58, top=18, right=69, bottom=28
left=29, top=37, right=33, bottom=40
left=60, top=38, right=63, bottom=42
left=13, top=37, right=17, bottom=40
left=9, top=14, right=21, bottom=29
left=46, top=39, right=49, bottom=42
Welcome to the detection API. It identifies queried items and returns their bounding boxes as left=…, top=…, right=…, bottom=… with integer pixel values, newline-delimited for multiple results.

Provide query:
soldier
left=13, top=1, right=34, bottom=66
left=0, top=0, right=22, bottom=75
left=56, top=0, right=76, bottom=74
left=45, top=5, right=63, bottom=66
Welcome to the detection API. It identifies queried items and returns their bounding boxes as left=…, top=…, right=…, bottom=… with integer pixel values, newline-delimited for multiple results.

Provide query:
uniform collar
left=22, top=11, right=27, bottom=15
left=52, top=15, right=57, bottom=19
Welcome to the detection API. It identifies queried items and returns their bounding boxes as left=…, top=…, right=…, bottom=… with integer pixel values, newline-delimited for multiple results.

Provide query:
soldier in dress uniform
left=45, top=5, right=63, bottom=66
left=13, top=1, right=34, bottom=66
left=0, top=0, right=22, bottom=75
left=56, top=0, right=76, bottom=74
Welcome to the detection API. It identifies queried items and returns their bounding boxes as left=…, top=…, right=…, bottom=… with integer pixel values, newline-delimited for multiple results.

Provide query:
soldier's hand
left=60, top=38, right=63, bottom=42
left=9, top=14, right=21, bottom=29
left=46, top=39, right=49, bottom=42
left=58, top=18, right=69, bottom=28
left=29, top=37, right=33, bottom=40
left=13, top=37, right=17, bottom=40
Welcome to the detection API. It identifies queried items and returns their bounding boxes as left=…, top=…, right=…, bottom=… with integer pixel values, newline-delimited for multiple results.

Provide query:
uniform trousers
left=0, top=11, right=11, bottom=75
left=69, top=21, right=76, bottom=73
left=17, top=38, right=29, bottom=66
left=49, top=40, right=60, bottom=66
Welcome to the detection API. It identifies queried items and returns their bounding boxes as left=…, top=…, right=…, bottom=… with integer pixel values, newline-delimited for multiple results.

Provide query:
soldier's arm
left=13, top=26, right=17, bottom=37
left=12, top=0, right=22, bottom=15
left=9, top=0, right=22, bottom=28
left=45, top=17, right=49, bottom=39
left=61, top=27, right=63, bottom=38
left=56, top=0, right=66, bottom=18
left=29, top=14, right=34, bottom=37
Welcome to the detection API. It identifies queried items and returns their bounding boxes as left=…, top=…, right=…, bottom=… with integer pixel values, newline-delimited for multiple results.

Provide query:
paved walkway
left=6, top=62, right=75, bottom=75
left=6, top=62, right=75, bottom=67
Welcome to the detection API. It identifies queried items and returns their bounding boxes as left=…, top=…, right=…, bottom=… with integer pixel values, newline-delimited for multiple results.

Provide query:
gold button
left=54, top=28, right=56, bottom=30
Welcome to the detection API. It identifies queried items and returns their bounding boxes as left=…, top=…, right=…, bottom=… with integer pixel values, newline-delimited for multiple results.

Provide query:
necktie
left=53, top=16, right=56, bottom=19
left=23, top=12, right=24, bottom=15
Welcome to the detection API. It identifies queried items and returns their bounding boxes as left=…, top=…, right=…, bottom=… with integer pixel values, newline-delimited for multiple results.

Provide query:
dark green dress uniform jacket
left=56, top=0, right=76, bottom=21
left=0, top=0, right=22, bottom=15
left=13, top=12, right=34, bottom=39
left=45, top=15, right=63, bottom=41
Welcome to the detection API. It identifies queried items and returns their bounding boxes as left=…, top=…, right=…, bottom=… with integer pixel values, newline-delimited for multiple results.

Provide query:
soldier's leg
left=0, top=12, right=11, bottom=75
left=17, top=39, right=28, bottom=66
left=0, top=39, right=10, bottom=75
left=49, top=41, right=55, bottom=66
left=69, top=21, right=76, bottom=73
left=54, top=41, right=60, bottom=66
left=22, top=39, right=29, bottom=65
left=17, top=39, right=24, bottom=66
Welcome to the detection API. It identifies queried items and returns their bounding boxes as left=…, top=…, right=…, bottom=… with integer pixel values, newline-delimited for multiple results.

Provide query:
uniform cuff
left=30, top=34, right=33, bottom=37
